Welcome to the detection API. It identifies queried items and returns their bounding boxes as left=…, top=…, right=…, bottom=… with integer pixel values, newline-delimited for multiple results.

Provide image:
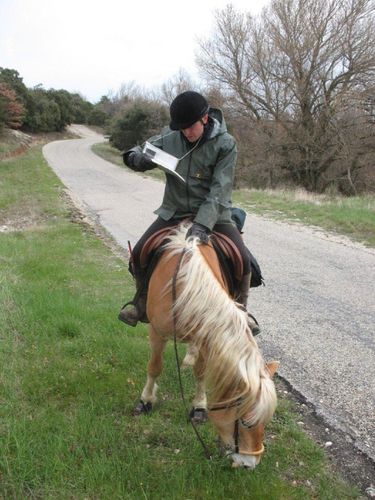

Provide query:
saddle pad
left=212, top=232, right=243, bottom=282
left=139, top=226, right=243, bottom=285
left=139, top=226, right=174, bottom=268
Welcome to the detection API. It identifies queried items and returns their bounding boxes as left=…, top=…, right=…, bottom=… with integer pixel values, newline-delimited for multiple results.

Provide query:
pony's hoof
left=133, top=400, right=153, bottom=416
left=189, top=407, right=208, bottom=424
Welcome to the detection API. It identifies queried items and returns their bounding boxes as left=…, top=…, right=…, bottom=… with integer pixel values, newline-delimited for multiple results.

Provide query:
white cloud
left=0, top=0, right=269, bottom=102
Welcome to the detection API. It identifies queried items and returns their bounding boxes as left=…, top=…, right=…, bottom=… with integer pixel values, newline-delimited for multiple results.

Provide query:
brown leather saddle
left=138, top=226, right=243, bottom=296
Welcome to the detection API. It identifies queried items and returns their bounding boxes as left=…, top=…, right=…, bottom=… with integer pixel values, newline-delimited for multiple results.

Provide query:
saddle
left=138, top=226, right=243, bottom=296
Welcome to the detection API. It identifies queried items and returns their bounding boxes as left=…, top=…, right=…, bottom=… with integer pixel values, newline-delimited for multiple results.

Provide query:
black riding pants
left=131, top=217, right=252, bottom=275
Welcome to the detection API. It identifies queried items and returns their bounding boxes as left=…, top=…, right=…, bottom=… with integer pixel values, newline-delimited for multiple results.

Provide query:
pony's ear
left=266, top=361, right=279, bottom=378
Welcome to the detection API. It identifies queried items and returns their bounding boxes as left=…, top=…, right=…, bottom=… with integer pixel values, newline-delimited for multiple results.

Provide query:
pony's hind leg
left=133, top=325, right=166, bottom=416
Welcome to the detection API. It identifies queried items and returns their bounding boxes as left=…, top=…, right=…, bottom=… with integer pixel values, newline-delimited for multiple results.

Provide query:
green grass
left=91, top=142, right=124, bottom=167
left=92, top=142, right=167, bottom=182
left=234, top=189, right=375, bottom=247
left=0, top=146, right=359, bottom=498
left=92, top=142, right=375, bottom=247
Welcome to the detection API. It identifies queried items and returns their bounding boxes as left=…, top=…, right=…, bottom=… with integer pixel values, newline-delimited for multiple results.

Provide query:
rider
left=119, top=90, right=255, bottom=329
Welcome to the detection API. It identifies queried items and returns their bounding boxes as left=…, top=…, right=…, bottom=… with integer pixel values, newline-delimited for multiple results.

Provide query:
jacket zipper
left=186, top=153, right=192, bottom=213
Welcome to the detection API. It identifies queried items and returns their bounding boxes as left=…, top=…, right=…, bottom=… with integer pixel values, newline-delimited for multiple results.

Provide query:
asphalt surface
left=43, top=125, right=375, bottom=464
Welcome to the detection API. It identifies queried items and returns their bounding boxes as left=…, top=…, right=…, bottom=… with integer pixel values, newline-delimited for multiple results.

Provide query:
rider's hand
left=186, top=222, right=210, bottom=244
left=126, top=151, right=154, bottom=171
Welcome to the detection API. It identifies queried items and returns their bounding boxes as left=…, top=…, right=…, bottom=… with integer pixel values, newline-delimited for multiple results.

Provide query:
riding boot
left=237, top=273, right=260, bottom=336
left=118, top=269, right=149, bottom=326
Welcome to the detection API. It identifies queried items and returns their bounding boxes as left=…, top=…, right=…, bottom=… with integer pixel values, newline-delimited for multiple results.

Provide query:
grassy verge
left=92, top=142, right=375, bottom=247
left=0, top=145, right=359, bottom=498
left=0, top=128, right=31, bottom=157
left=92, top=142, right=167, bottom=182
left=234, top=189, right=375, bottom=247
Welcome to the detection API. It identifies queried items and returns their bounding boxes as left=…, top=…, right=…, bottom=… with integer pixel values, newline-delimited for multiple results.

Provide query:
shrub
left=88, top=108, right=108, bottom=126
left=109, top=101, right=168, bottom=151
left=0, top=82, right=25, bottom=129
left=23, top=88, right=61, bottom=132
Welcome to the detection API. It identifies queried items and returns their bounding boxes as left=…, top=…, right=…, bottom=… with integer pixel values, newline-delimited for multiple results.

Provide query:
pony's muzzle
left=231, top=453, right=258, bottom=469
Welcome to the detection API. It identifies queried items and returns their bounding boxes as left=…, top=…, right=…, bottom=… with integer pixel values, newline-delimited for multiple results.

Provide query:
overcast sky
left=0, top=0, right=269, bottom=103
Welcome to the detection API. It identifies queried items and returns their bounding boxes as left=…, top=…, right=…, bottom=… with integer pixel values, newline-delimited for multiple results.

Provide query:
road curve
left=43, top=125, right=375, bottom=463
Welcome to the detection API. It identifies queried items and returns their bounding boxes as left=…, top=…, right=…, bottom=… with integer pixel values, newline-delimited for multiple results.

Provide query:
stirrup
left=237, top=304, right=260, bottom=336
left=248, top=315, right=260, bottom=336
left=245, top=310, right=260, bottom=336
left=118, top=301, right=139, bottom=326
left=118, top=299, right=149, bottom=325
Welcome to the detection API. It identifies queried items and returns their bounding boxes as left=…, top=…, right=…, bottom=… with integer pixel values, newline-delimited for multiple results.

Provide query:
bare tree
left=159, top=69, right=196, bottom=105
left=197, top=0, right=375, bottom=192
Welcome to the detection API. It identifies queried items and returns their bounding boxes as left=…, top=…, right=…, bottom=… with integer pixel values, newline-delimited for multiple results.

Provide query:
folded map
left=143, top=142, right=185, bottom=183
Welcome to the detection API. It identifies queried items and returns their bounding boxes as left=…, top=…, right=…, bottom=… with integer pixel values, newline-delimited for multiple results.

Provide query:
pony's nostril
left=231, top=453, right=258, bottom=469
left=244, top=464, right=256, bottom=470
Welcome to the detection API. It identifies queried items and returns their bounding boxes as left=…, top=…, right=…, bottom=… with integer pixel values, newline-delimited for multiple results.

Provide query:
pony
left=134, top=223, right=278, bottom=469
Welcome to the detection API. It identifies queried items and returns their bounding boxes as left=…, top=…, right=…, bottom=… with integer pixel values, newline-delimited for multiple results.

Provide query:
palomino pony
left=135, top=223, right=278, bottom=469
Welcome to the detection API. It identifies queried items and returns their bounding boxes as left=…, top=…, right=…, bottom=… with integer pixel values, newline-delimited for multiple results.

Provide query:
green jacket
left=125, top=108, right=237, bottom=230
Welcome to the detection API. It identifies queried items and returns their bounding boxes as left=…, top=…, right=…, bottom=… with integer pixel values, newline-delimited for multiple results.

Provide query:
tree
left=0, top=81, right=25, bottom=129
left=0, top=67, right=96, bottom=132
left=70, top=93, right=93, bottom=123
left=47, top=89, right=75, bottom=130
left=95, top=95, right=115, bottom=117
left=88, top=107, right=108, bottom=126
left=109, top=101, right=168, bottom=151
left=197, top=0, right=375, bottom=192
left=23, top=87, right=61, bottom=132
left=0, top=67, right=29, bottom=104
left=160, top=69, right=195, bottom=105
left=0, top=68, right=28, bottom=130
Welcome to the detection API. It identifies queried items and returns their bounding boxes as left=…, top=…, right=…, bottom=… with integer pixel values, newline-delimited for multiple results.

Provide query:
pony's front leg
left=134, top=325, right=166, bottom=416
left=190, top=350, right=208, bottom=424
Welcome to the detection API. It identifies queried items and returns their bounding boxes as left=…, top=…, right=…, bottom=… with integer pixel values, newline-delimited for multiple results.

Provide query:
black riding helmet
left=169, top=91, right=209, bottom=130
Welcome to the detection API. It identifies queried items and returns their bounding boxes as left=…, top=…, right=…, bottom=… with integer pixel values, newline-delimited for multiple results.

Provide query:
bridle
left=171, top=246, right=265, bottom=460
left=209, top=399, right=265, bottom=457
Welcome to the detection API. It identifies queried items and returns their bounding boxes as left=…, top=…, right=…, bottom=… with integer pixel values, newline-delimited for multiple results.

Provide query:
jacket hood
left=207, top=107, right=227, bottom=139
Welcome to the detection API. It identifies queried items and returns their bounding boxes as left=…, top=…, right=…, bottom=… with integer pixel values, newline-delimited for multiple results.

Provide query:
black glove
left=186, top=222, right=210, bottom=244
left=125, top=151, right=154, bottom=171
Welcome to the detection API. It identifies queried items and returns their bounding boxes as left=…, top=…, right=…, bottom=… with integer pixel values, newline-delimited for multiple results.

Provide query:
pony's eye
left=240, top=417, right=254, bottom=429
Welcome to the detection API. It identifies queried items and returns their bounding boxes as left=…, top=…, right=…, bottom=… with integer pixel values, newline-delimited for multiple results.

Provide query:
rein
left=171, top=247, right=212, bottom=460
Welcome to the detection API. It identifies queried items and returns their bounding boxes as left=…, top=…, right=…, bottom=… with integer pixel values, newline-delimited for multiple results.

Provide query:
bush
left=88, top=108, right=108, bottom=126
left=23, top=88, right=61, bottom=132
left=70, top=93, right=93, bottom=124
left=109, top=101, right=168, bottom=151
left=46, top=89, right=81, bottom=130
left=0, top=67, right=96, bottom=132
left=0, top=82, right=25, bottom=129
left=0, top=101, right=5, bottom=132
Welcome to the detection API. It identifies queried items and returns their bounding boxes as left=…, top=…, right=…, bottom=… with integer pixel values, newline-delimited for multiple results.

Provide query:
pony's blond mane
left=163, top=224, right=277, bottom=426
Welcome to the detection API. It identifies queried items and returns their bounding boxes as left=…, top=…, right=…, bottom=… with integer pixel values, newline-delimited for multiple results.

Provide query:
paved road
left=43, top=125, right=375, bottom=463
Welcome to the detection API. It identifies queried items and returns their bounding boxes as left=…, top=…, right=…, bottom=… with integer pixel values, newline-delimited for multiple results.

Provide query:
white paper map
left=143, top=142, right=185, bottom=183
